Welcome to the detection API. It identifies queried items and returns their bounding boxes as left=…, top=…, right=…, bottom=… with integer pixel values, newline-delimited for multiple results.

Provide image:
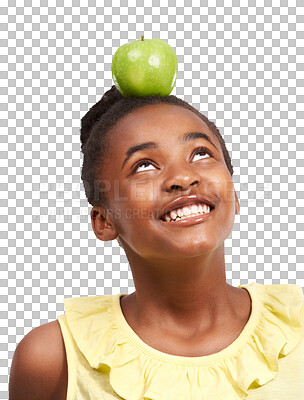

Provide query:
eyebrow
left=121, top=131, right=218, bottom=170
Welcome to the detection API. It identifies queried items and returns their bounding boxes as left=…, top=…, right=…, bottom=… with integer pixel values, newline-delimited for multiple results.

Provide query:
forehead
left=109, top=103, right=220, bottom=147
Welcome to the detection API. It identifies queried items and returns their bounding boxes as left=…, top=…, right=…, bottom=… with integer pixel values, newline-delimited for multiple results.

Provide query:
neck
left=120, top=244, right=240, bottom=336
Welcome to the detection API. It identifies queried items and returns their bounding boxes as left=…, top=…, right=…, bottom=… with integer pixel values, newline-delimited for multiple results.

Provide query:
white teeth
left=169, top=210, right=177, bottom=220
left=177, top=208, right=183, bottom=217
left=191, top=205, right=198, bottom=214
left=203, top=204, right=210, bottom=213
left=183, top=207, right=191, bottom=216
left=163, top=202, right=212, bottom=222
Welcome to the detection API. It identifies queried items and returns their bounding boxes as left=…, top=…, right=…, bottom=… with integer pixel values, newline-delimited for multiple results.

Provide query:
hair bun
left=80, top=85, right=124, bottom=148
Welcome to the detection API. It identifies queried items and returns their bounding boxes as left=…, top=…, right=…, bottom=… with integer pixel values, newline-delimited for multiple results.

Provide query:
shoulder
left=9, top=320, right=67, bottom=400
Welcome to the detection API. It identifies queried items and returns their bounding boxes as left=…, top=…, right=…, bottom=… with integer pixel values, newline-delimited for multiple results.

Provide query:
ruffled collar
left=64, top=283, right=304, bottom=400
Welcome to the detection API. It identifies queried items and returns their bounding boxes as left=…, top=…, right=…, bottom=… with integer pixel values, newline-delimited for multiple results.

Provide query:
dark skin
left=9, top=103, right=251, bottom=399
left=91, top=103, right=251, bottom=356
left=9, top=321, right=67, bottom=400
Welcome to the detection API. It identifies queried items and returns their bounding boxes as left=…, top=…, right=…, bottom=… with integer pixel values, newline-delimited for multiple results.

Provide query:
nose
left=163, top=164, right=200, bottom=192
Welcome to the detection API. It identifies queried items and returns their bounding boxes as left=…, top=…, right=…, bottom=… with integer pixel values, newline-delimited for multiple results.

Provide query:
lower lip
left=159, top=210, right=213, bottom=227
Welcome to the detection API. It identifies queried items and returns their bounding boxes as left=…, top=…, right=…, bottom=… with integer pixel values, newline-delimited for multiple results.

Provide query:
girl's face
left=95, top=103, right=239, bottom=260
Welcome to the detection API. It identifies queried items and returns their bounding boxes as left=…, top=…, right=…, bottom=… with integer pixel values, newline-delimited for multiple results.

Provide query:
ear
left=234, top=190, right=240, bottom=215
left=90, top=206, right=118, bottom=241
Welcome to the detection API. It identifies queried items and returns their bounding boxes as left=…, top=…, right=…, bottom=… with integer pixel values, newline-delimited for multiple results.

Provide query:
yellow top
left=57, top=283, right=304, bottom=400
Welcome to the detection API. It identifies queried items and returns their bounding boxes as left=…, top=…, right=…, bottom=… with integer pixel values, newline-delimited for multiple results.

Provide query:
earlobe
left=90, top=207, right=118, bottom=241
left=234, top=190, right=240, bottom=215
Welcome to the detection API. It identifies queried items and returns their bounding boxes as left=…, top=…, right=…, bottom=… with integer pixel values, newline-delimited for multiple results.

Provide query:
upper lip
left=159, top=194, right=216, bottom=220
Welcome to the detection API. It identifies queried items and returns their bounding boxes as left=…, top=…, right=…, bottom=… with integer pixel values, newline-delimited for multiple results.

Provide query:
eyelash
left=192, top=146, right=214, bottom=159
left=132, top=146, right=214, bottom=173
left=132, top=159, right=155, bottom=174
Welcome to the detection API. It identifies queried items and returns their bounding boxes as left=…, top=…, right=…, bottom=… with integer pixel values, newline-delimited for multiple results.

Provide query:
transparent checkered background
left=1, top=1, right=304, bottom=398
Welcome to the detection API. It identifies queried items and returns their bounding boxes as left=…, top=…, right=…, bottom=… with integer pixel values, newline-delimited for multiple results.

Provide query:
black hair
left=81, top=85, right=234, bottom=207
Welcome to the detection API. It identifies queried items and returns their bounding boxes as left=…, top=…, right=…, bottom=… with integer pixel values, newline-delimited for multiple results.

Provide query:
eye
left=192, top=147, right=213, bottom=162
left=134, top=160, right=156, bottom=173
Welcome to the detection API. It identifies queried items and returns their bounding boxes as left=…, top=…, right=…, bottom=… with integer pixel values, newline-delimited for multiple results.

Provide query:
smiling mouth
left=161, top=202, right=213, bottom=223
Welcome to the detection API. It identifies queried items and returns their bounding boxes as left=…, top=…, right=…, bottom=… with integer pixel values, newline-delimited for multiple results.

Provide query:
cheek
left=207, top=170, right=237, bottom=232
left=203, top=167, right=235, bottom=203
left=127, top=179, right=158, bottom=204
left=222, top=180, right=236, bottom=207
left=108, top=194, right=155, bottom=239
left=114, top=180, right=159, bottom=219
left=218, top=179, right=237, bottom=234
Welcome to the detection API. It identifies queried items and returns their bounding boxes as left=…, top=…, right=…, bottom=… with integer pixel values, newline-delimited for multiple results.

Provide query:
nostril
left=171, top=184, right=183, bottom=190
left=170, top=179, right=199, bottom=191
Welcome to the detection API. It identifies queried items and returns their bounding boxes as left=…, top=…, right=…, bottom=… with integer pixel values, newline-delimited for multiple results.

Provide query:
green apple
left=111, top=36, right=178, bottom=97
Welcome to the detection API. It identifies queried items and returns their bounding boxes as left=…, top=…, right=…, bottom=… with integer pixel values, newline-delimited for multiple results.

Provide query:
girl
left=9, top=85, right=304, bottom=400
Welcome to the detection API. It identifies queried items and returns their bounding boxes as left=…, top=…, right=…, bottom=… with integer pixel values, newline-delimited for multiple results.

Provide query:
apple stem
left=141, top=35, right=144, bottom=41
